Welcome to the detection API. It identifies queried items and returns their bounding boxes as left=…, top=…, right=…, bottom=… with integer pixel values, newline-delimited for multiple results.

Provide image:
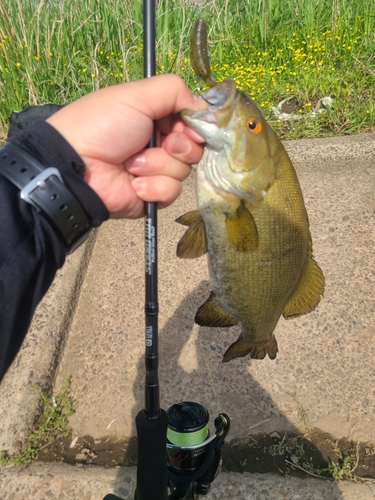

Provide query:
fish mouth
left=181, top=79, right=255, bottom=199
left=181, top=78, right=237, bottom=126
left=201, top=78, right=237, bottom=108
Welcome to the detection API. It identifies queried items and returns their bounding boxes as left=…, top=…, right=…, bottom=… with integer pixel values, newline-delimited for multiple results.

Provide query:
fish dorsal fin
left=195, top=291, right=238, bottom=327
left=176, top=212, right=207, bottom=259
left=282, top=247, right=325, bottom=318
left=225, top=202, right=259, bottom=252
left=176, top=210, right=201, bottom=227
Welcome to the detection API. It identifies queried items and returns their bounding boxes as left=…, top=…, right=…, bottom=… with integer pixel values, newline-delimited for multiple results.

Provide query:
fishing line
left=167, top=424, right=209, bottom=447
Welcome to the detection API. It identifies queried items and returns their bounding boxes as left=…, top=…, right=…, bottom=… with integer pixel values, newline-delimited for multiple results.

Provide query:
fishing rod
left=103, top=2, right=230, bottom=499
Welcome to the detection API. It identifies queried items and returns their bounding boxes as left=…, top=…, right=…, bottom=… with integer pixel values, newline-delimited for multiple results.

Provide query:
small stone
left=270, top=432, right=281, bottom=439
left=290, top=455, right=299, bottom=464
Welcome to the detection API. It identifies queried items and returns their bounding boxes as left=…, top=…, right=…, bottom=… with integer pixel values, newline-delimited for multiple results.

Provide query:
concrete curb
left=284, top=132, right=375, bottom=163
left=0, top=231, right=98, bottom=455
left=0, top=463, right=374, bottom=499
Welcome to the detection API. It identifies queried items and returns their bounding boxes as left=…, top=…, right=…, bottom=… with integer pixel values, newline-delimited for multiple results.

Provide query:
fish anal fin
left=195, top=291, right=238, bottom=327
left=176, top=210, right=201, bottom=227
left=223, top=335, right=278, bottom=362
left=283, top=254, right=325, bottom=319
left=176, top=214, right=207, bottom=259
left=225, top=202, right=259, bottom=253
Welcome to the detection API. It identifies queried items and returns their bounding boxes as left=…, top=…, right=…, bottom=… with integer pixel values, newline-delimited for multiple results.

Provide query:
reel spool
left=167, top=402, right=210, bottom=473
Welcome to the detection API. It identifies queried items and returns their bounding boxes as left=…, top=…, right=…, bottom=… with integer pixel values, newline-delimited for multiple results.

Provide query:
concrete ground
left=0, top=463, right=375, bottom=500
left=1, top=133, right=375, bottom=498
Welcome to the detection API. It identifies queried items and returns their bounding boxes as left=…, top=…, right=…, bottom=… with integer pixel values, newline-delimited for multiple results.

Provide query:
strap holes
left=60, top=204, right=68, bottom=211
left=20, top=167, right=27, bottom=173
left=50, top=194, right=59, bottom=201
left=72, top=223, right=78, bottom=230
left=10, top=159, right=17, bottom=165
left=67, top=214, right=74, bottom=221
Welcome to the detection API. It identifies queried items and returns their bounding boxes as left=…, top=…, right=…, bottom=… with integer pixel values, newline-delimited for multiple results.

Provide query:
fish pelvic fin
left=282, top=251, right=325, bottom=319
left=223, top=335, right=278, bottom=362
left=195, top=291, right=238, bottom=327
left=225, top=202, right=259, bottom=253
left=176, top=211, right=207, bottom=259
left=176, top=210, right=201, bottom=227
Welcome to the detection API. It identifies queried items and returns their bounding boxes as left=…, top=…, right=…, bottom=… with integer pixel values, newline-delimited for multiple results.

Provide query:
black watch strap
left=0, top=142, right=91, bottom=252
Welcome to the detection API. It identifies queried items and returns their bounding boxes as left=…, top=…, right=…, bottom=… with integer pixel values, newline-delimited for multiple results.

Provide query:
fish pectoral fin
left=282, top=253, right=325, bottom=319
left=225, top=202, right=259, bottom=253
left=195, top=291, right=238, bottom=327
left=175, top=210, right=201, bottom=227
left=176, top=213, right=207, bottom=259
left=223, top=335, right=278, bottom=362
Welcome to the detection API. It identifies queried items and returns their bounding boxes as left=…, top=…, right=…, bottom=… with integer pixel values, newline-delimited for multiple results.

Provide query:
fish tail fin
left=223, top=335, right=278, bottom=362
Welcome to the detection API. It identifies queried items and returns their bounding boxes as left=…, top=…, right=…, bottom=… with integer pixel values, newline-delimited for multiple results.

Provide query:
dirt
left=36, top=427, right=375, bottom=481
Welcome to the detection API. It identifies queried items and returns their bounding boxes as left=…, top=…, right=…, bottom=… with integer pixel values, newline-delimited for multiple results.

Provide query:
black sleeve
left=0, top=120, right=109, bottom=381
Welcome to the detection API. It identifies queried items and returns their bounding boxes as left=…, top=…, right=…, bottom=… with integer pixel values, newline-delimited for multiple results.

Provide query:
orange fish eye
left=246, top=118, right=262, bottom=134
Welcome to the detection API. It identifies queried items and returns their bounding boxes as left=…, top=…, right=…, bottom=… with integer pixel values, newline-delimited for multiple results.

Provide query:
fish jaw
left=181, top=79, right=276, bottom=203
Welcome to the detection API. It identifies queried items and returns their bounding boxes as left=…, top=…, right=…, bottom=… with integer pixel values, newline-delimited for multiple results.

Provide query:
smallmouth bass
left=176, top=19, right=325, bottom=362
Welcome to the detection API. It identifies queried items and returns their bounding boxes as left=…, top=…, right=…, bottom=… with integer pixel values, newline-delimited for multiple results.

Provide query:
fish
left=176, top=19, right=325, bottom=362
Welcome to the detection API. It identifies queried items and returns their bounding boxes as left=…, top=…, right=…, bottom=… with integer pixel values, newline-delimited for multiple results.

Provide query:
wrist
left=0, top=142, right=91, bottom=252
left=9, top=120, right=109, bottom=227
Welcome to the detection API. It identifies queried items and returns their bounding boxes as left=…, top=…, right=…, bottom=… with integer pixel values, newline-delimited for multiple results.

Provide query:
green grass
left=0, top=0, right=374, bottom=141
left=0, top=378, right=75, bottom=466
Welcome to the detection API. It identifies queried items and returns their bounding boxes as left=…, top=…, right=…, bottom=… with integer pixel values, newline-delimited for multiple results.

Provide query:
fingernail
left=171, top=134, right=192, bottom=155
left=125, top=153, right=145, bottom=169
left=193, top=94, right=208, bottom=109
left=132, top=178, right=147, bottom=196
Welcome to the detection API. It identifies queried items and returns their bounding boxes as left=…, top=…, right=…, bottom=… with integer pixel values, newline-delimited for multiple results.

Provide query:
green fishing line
left=167, top=425, right=208, bottom=446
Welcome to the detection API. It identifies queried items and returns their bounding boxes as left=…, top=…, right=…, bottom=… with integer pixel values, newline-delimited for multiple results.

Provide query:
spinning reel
left=104, top=402, right=230, bottom=500
left=167, top=402, right=230, bottom=499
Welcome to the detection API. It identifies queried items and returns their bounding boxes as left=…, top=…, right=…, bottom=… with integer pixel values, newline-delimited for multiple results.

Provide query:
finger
left=132, top=175, right=183, bottom=209
left=163, top=132, right=204, bottom=164
left=117, top=74, right=208, bottom=119
left=158, top=115, right=206, bottom=143
left=124, top=135, right=203, bottom=177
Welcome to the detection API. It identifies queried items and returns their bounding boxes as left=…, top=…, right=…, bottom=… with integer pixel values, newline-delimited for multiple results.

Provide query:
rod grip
left=135, top=409, right=169, bottom=500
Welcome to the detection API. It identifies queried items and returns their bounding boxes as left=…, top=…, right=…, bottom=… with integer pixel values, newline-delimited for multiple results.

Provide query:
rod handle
left=135, top=409, right=169, bottom=500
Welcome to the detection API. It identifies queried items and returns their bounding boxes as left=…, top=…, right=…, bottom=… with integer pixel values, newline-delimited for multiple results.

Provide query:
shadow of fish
left=176, top=19, right=324, bottom=362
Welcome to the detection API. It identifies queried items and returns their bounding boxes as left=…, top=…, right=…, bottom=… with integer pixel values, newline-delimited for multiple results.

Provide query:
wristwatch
left=0, top=142, right=91, bottom=253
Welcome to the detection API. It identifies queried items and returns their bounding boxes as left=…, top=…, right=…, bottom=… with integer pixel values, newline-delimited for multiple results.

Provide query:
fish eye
left=246, top=118, right=262, bottom=134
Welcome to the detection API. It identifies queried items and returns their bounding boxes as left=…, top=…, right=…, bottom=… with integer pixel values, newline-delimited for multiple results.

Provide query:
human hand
left=46, top=74, right=207, bottom=218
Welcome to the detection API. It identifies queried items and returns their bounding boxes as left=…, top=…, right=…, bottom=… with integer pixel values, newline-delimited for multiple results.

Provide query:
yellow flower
left=16, top=62, right=21, bottom=67
left=91, top=73, right=95, bottom=77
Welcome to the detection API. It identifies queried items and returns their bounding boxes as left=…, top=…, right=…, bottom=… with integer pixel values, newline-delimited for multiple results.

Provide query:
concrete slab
left=49, top=132, right=375, bottom=456
left=0, top=233, right=97, bottom=455
left=0, top=463, right=374, bottom=499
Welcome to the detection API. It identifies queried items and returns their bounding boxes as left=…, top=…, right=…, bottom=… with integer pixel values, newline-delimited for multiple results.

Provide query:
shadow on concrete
left=112, top=281, right=342, bottom=497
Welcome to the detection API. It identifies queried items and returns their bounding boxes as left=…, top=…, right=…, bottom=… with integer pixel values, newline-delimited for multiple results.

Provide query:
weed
left=322, top=441, right=367, bottom=480
left=0, top=377, right=75, bottom=466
